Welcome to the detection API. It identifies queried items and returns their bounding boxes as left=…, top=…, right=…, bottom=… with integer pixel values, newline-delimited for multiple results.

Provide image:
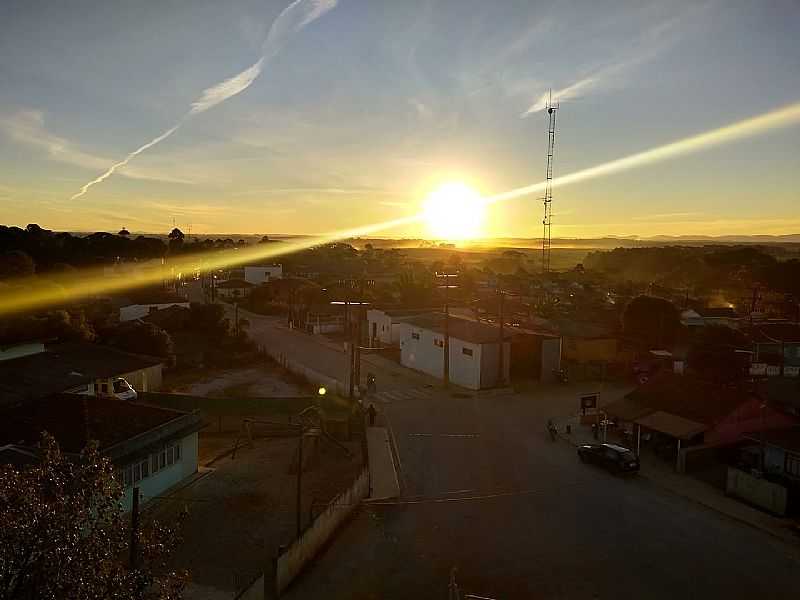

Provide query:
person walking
left=367, top=403, right=377, bottom=426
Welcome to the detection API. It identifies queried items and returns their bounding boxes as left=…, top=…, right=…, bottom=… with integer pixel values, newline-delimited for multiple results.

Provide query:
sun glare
left=422, top=182, right=485, bottom=240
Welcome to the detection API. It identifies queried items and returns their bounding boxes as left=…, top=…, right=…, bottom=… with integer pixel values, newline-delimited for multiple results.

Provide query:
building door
left=371, top=322, right=377, bottom=346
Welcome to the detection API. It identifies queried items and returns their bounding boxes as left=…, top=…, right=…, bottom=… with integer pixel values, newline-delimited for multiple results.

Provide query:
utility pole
left=234, top=301, right=239, bottom=337
left=296, top=428, right=303, bottom=538
left=332, top=293, right=370, bottom=399
left=436, top=272, right=458, bottom=388
left=129, top=487, right=140, bottom=568
left=497, top=290, right=505, bottom=386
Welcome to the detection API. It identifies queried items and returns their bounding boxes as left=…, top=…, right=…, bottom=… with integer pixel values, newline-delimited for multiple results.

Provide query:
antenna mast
left=542, top=90, right=558, bottom=274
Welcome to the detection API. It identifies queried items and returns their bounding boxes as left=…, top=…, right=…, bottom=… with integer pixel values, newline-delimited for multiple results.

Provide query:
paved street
left=214, top=304, right=800, bottom=599
left=282, top=383, right=800, bottom=599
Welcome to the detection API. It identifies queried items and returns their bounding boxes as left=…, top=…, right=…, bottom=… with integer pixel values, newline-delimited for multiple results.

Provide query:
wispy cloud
left=0, top=110, right=192, bottom=184
left=521, top=10, right=694, bottom=117
left=70, top=0, right=337, bottom=200
left=408, top=98, right=433, bottom=119
left=234, top=186, right=395, bottom=196
left=631, top=211, right=705, bottom=221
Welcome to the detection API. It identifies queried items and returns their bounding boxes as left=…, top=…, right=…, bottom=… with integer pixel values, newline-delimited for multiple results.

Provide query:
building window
left=434, top=338, right=444, bottom=348
left=787, top=452, right=800, bottom=478
left=411, top=332, right=420, bottom=340
left=462, top=347, right=473, bottom=357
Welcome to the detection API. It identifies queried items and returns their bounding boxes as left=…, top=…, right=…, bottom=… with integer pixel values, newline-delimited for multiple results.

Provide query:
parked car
left=111, top=377, right=138, bottom=401
left=577, top=443, right=639, bottom=474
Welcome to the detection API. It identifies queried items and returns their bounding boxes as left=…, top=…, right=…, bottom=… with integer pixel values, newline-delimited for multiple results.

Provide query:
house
left=747, top=427, right=800, bottom=482
left=604, top=373, right=799, bottom=470
left=398, top=314, right=511, bottom=390
left=0, top=394, right=203, bottom=511
left=555, top=319, right=633, bottom=380
left=0, top=342, right=163, bottom=406
left=120, top=301, right=190, bottom=322
left=696, top=307, right=742, bottom=329
left=304, top=304, right=345, bottom=334
left=749, top=323, right=800, bottom=378
left=244, top=264, right=283, bottom=285
left=215, top=278, right=255, bottom=300
left=680, top=309, right=705, bottom=327
left=366, top=308, right=439, bottom=347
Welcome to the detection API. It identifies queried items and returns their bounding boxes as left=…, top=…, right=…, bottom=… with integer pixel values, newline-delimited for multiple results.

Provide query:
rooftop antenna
left=542, top=89, right=558, bottom=274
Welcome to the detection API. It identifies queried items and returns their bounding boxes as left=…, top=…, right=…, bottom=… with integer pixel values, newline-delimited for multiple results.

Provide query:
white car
left=111, top=377, right=138, bottom=401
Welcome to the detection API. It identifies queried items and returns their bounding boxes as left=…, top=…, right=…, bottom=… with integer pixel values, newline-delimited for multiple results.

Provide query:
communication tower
left=542, top=91, right=558, bottom=274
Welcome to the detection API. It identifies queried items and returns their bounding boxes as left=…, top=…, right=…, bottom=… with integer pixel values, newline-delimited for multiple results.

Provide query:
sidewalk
left=555, top=416, right=800, bottom=546
left=365, top=426, right=400, bottom=500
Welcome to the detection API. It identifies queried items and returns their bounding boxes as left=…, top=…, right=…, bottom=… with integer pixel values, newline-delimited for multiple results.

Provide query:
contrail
left=5, top=100, right=799, bottom=317
left=70, top=0, right=337, bottom=200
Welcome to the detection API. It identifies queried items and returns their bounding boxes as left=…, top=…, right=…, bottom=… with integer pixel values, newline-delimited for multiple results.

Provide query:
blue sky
left=0, top=0, right=798, bottom=237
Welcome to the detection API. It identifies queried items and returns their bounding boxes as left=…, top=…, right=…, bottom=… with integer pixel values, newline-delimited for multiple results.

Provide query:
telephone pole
left=436, top=272, right=459, bottom=388
left=497, top=290, right=506, bottom=386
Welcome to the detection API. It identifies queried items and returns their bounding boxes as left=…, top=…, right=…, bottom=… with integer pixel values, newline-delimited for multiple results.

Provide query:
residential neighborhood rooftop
left=0, top=342, right=162, bottom=404
left=402, top=313, right=512, bottom=344
left=0, top=394, right=200, bottom=455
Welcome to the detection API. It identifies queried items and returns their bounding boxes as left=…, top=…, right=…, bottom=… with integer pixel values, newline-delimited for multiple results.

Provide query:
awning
left=603, top=397, right=653, bottom=422
left=634, top=411, right=707, bottom=440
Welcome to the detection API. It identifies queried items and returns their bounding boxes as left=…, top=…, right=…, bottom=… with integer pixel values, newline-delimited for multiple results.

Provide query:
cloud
left=234, top=186, right=395, bottom=196
left=521, top=10, right=694, bottom=117
left=70, top=0, right=337, bottom=200
left=408, top=98, right=433, bottom=119
left=0, top=110, right=193, bottom=184
left=631, top=211, right=705, bottom=221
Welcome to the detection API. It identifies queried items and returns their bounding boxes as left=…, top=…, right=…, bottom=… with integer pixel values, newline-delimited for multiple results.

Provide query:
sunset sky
left=1, top=0, right=798, bottom=238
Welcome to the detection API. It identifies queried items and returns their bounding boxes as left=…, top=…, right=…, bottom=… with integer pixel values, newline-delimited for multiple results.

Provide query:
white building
left=120, top=301, right=190, bottom=322
left=366, top=308, right=437, bottom=347
left=244, top=264, right=283, bottom=285
left=399, top=314, right=511, bottom=390
left=0, top=393, right=202, bottom=512
left=215, top=278, right=255, bottom=300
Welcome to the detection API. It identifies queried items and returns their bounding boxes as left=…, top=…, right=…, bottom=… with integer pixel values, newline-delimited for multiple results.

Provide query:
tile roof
left=0, top=343, right=162, bottom=405
left=0, top=394, right=197, bottom=454
left=623, top=372, right=751, bottom=425
left=216, top=278, right=254, bottom=289
left=402, top=313, right=512, bottom=344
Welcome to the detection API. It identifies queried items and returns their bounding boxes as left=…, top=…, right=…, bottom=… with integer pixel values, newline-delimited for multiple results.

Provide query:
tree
left=105, top=322, right=174, bottom=359
left=0, top=250, right=35, bottom=280
left=0, top=433, right=185, bottom=599
left=687, top=325, right=749, bottom=383
left=622, top=295, right=681, bottom=348
left=119, top=228, right=131, bottom=237
left=168, top=229, right=184, bottom=255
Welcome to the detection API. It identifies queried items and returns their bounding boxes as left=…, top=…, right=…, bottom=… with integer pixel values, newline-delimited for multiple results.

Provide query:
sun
left=422, top=182, right=485, bottom=240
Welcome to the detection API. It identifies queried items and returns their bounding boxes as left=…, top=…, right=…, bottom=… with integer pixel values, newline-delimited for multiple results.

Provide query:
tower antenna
left=542, top=89, right=558, bottom=274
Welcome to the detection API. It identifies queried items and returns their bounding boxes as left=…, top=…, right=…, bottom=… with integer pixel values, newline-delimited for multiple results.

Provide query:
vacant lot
left=148, top=427, right=364, bottom=599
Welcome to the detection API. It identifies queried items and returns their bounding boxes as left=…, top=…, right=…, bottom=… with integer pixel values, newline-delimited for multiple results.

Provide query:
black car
left=577, top=443, right=639, bottom=474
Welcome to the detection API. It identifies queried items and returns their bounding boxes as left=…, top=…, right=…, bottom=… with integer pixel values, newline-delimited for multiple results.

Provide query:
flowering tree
left=0, top=434, right=185, bottom=599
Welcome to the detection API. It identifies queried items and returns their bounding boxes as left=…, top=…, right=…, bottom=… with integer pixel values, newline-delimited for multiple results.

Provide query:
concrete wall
left=477, top=341, right=511, bottom=389
left=366, top=309, right=394, bottom=346
left=540, top=337, right=562, bottom=382
left=0, top=342, right=45, bottom=361
left=244, top=265, right=283, bottom=285
left=120, top=432, right=198, bottom=512
left=399, top=322, right=496, bottom=390
left=726, top=466, right=788, bottom=515
left=121, top=364, right=163, bottom=392
left=275, top=468, right=370, bottom=597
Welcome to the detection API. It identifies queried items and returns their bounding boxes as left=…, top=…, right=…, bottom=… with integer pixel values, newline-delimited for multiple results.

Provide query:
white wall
left=244, top=265, right=282, bottom=285
left=399, top=322, right=486, bottom=389
left=120, top=432, right=198, bottom=512
left=120, top=302, right=189, bottom=322
left=367, top=309, right=395, bottom=346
